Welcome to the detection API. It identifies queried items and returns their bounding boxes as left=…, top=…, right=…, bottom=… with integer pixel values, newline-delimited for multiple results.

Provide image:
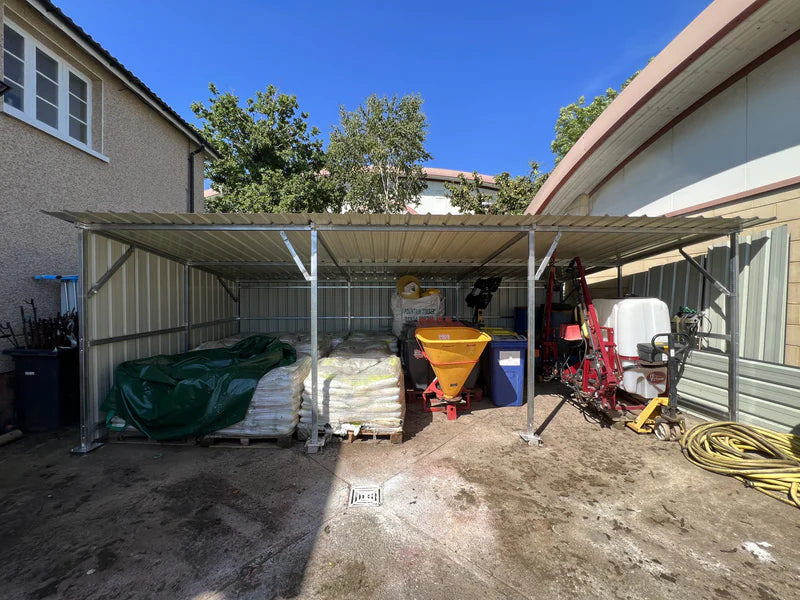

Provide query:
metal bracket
left=280, top=231, right=311, bottom=281
left=304, top=425, right=332, bottom=454
left=534, top=231, right=562, bottom=280
left=680, top=248, right=731, bottom=296
left=88, top=246, right=134, bottom=295
left=518, top=431, right=543, bottom=447
left=216, top=276, right=239, bottom=302
left=71, top=442, right=103, bottom=454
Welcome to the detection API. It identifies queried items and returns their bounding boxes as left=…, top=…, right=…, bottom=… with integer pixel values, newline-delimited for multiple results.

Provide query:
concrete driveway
left=1, top=386, right=799, bottom=599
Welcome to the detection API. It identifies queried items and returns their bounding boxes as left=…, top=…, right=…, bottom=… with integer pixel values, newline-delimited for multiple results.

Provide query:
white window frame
left=3, top=18, right=107, bottom=161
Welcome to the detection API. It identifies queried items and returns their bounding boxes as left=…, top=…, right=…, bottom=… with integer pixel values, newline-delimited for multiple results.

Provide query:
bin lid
left=489, top=332, right=526, bottom=343
left=482, top=327, right=515, bottom=337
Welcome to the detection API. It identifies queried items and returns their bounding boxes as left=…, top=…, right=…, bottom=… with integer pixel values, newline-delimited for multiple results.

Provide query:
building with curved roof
left=526, top=0, right=800, bottom=367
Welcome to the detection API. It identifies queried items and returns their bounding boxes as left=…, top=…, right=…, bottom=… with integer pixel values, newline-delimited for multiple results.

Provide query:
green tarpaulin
left=103, top=335, right=296, bottom=439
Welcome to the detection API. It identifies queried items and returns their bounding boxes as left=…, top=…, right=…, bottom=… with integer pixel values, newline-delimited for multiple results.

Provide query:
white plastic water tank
left=593, top=298, right=671, bottom=400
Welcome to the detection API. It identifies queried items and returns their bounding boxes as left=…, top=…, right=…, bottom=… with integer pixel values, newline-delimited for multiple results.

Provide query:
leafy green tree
left=550, top=71, right=639, bottom=165
left=326, top=94, right=432, bottom=213
left=191, top=83, right=341, bottom=212
left=444, top=161, right=549, bottom=215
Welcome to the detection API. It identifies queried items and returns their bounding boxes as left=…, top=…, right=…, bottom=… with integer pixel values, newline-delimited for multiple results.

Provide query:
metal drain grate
left=349, top=486, right=382, bottom=507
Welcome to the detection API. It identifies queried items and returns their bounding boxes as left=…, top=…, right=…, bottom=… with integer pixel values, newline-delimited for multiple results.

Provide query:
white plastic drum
left=593, top=298, right=671, bottom=400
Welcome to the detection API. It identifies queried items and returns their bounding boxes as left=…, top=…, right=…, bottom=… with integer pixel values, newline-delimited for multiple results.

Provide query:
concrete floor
left=2, top=386, right=800, bottom=600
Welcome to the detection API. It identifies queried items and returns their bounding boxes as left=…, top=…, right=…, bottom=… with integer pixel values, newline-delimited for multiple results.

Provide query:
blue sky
left=58, top=0, right=709, bottom=176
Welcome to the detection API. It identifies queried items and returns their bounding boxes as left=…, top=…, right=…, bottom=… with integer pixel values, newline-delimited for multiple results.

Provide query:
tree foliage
left=444, top=161, right=549, bottom=215
left=191, top=83, right=341, bottom=212
left=326, top=94, right=432, bottom=213
left=550, top=71, right=639, bottom=165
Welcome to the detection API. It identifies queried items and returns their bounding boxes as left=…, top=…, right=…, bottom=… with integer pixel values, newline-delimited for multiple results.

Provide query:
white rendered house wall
left=414, top=181, right=498, bottom=215
left=590, top=42, right=800, bottom=217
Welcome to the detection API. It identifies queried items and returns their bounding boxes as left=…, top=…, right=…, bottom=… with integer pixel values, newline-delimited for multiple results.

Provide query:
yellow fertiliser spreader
left=415, top=322, right=490, bottom=419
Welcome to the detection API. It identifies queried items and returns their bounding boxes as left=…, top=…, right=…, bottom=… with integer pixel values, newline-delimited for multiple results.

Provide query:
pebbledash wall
left=0, top=0, right=208, bottom=372
left=583, top=39, right=800, bottom=367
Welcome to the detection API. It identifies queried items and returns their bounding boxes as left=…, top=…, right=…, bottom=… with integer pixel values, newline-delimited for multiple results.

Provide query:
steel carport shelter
left=46, top=211, right=765, bottom=453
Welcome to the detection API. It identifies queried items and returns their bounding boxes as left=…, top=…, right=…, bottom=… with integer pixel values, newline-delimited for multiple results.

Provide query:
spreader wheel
left=654, top=421, right=671, bottom=441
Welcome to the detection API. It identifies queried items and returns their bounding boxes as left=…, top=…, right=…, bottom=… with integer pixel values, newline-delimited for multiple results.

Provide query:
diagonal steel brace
left=679, top=248, right=731, bottom=296
left=88, top=246, right=134, bottom=296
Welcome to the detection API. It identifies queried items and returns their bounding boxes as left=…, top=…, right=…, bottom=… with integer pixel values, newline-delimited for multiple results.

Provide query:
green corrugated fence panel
left=679, top=350, right=800, bottom=433
left=764, top=226, right=789, bottom=363
left=643, top=225, right=788, bottom=362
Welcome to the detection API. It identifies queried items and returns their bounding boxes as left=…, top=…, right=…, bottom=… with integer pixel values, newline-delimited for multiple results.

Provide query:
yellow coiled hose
left=680, top=421, right=800, bottom=509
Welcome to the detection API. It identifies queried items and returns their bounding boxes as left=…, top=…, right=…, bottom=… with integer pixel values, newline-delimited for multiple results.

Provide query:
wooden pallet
left=345, top=428, right=403, bottom=444
left=204, top=433, right=294, bottom=448
left=111, top=428, right=294, bottom=448
left=297, top=426, right=403, bottom=445
left=111, top=429, right=198, bottom=446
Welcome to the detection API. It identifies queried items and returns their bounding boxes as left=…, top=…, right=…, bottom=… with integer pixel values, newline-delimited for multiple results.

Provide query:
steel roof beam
left=317, top=231, right=349, bottom=281
left=457, top=231, right=527, bottom=282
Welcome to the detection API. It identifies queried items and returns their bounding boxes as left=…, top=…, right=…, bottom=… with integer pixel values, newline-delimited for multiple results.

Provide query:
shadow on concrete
left=0, top=425, right=343, bottom=600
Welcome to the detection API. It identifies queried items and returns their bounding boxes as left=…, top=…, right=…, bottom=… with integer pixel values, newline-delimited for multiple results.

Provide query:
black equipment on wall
left=465, top=277, right=502, bottom=325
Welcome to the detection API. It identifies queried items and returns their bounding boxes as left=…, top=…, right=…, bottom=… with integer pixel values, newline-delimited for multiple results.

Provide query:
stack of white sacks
left=276, top=332, right=332, bottom=358
left=195, top=333, right=325, bottom=438
left=299, top=331, right=403, bottom=437
left=197, top=331, right=403, bottom=438
left=216, top=355, right=312, bottom=437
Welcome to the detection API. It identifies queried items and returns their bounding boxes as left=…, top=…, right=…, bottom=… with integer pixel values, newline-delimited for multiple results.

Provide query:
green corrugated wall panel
left=764, top=226, right=789, bottom=363
left=644, top=225, right=788, bottom=362
left=679, top=350, right=800, bottom=433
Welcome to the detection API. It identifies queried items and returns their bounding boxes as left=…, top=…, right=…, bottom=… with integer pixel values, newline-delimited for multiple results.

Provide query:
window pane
left=69, top=117, right=87, bottom=143
left=35, top=48, right=58, bottom=82
left=36, top=73, right=58, bottom=104
left=36, top=97, right=58, bottom=127
left=69, top=94, right=87, bottom=121
left=68, top=72, right=87, bottom=100
left=3, top=25, right=24, bottom=59
left=4, top=51, right=24, bottom=85
left=3, top=79, right=23, bottom=110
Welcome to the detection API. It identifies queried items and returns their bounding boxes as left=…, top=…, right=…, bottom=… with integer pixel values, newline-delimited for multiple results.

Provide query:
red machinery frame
left=544, top=257, right=644, bottom=414
left=540, top=260, right=558, bottom=372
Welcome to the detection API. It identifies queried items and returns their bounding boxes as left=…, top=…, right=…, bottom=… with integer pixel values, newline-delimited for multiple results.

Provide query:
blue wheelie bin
left=486, top=332, right=527, bottom=406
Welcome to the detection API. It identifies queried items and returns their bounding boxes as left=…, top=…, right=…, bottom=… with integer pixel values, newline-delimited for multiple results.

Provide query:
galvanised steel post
left=727, top=232, right=740, bottom=421
left=71, top=229, right=101, bottom=454
left=525, top=229, right=538, bottom=441
left=309, top=227, right=320, bottom=449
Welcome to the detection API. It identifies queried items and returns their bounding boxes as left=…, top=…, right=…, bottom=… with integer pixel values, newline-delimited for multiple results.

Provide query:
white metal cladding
left=239, top=280, right=544, bottom=334
left=82, top=233, right=237, bottom=441
left=45, top=211, right=757, bottom=281
left=629, top=225, right=789, bottom=363
left=679, top=350, right=800, bottom=434
left=190, top=268, right=238, bottom=348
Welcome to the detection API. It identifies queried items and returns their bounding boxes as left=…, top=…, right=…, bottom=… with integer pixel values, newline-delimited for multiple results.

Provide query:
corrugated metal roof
left=45, top=211, right=763, bottom=281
